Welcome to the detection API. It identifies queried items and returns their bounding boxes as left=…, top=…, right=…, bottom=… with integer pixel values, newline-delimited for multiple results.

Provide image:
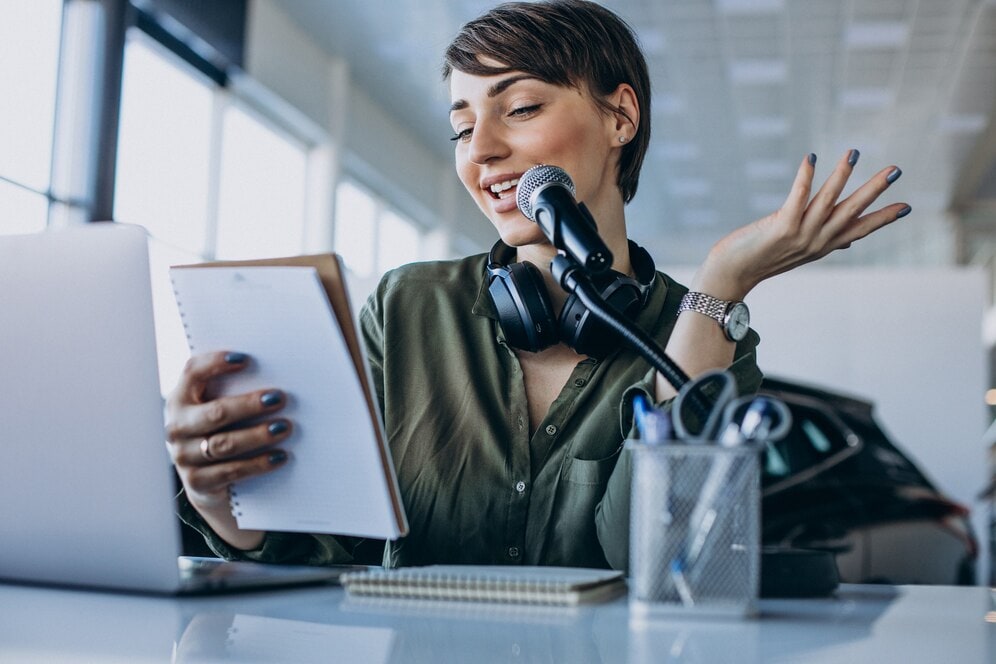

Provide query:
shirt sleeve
left=175, top=490, right=374, bottom=565
left=594, top=329, right=764, bottom=571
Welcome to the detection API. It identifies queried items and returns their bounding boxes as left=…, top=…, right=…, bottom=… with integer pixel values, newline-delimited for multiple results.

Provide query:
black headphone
left=486, top=240, right=656, bottom=358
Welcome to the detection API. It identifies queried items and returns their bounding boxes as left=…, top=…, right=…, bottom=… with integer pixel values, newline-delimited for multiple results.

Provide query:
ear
left=605, top=83, right=640, bottom=144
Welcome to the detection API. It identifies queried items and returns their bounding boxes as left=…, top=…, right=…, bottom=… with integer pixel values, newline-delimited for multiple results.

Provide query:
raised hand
left=698, top=150, right=910, bottom=300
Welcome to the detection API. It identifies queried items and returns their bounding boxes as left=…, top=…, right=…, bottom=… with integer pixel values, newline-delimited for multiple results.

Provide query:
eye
left=508, top=104, right=541, bottom=118
left=450, top=127, right=472, bottom=142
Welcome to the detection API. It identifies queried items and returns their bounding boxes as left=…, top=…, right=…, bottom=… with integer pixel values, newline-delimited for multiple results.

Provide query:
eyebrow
left=449, top=74, right=538, bottom=113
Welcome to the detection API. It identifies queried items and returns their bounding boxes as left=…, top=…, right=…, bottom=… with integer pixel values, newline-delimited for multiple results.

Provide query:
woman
left=167, top=0, right=908, bottom=570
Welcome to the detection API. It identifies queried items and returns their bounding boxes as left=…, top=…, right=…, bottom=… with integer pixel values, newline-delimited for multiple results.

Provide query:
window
left=114, top=25, right=450, bottom=391
left=333, top=180, right=377, bottom=277
left=0, top=180, right=50, bottom=235
left=215, top=104, right=308, bottom=260
left=115, top=32, right=312, bottom=392
left=377, top=209, right=421, bottom=274
left=115, top=36, right=214, bottom=253
left=0, top=0, right=62, bottom=234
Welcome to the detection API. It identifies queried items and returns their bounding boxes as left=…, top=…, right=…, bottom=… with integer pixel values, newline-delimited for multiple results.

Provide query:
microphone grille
left=516, top=165, right=575, bottom=221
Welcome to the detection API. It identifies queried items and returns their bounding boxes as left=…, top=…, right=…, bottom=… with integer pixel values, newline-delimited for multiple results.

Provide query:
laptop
left=0, top=223, right=364, bottom=594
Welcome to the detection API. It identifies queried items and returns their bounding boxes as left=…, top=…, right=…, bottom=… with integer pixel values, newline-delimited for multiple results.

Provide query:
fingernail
left=261, top=390, right=283, bottom=407
left=225, top=352, right=248, bottom=364
left=886, top=167, right=902, bottom=184
left=896, top=205, right=912, bottom=219
left=808, top=153, right=817, bottom=166
left=848, top=149, right=860, bottom=167
left=268, top=450, right=288, bottom=465
left=268, top=420, right=289, bottom=436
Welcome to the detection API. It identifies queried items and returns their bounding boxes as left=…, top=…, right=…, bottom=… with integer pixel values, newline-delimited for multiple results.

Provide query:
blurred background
left=1, top=0, right=992, bottom=581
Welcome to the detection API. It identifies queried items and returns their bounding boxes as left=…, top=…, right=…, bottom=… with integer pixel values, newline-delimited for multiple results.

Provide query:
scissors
left=672, top=369, right=739, bottom=441
left=672, top=369, right=792, bottom=444
left=718, top=394, right=792, bottom=446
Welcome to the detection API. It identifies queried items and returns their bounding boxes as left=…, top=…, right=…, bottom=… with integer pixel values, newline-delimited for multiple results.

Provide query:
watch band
left=677, top=291, right=730, bottom=325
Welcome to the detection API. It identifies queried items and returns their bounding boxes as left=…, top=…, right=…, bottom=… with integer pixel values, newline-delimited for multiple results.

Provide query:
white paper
left=170, top=265, right=401, bottom=538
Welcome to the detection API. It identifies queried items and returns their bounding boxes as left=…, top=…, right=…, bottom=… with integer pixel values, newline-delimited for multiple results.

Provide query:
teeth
left=489, top=178, right=519, bottom=194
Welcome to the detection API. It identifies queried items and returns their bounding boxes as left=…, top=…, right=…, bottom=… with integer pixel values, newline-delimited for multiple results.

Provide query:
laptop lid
left=0, top=223, right=188, bottom=592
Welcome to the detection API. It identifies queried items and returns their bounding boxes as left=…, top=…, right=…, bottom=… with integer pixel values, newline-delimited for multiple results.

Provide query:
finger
left=171, top=351, right=251, bottom=406
left=822, top=165, right=903, bottom=237
left=183, top=449, right=290, bottom=496
left=779, top=153, right=817, bottom=223
left=834, top=203, right=911, bottom=248
left=165, top=388, right=286, bottom=442
left=803, top=149, right=861, bottom=226
left=175, top=418, right=293, bottom=467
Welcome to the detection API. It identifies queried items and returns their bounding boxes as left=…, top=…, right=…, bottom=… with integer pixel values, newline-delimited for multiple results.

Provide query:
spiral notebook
left=340, top=566, right=626, bottom=606
left=169, top=255, right=407, bottom=540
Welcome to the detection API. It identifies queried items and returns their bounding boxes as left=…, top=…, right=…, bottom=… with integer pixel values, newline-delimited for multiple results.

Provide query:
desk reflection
left=1, top=583, right=989, bottom=664
left=340, top=596, right=608, bottom=664
left=174, top=612, right=395, bottom=663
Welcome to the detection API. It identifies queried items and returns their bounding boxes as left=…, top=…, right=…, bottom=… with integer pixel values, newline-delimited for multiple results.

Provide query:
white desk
left=0, top=582, right=992, bottom=663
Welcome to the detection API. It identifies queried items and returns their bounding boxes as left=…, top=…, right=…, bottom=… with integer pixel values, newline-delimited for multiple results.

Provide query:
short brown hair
left=443, top=0, right=652, bottom=203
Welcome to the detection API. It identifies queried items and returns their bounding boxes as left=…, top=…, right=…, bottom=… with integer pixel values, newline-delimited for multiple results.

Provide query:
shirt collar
left=472, top=253, right=498, bottom=319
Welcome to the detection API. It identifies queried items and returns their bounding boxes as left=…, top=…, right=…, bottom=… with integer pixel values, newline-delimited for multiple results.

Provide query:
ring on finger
left=200, top=438, right=214, bottom=462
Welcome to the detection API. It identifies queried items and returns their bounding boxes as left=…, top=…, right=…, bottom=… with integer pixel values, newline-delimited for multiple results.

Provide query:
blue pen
left=738, top=396, right=790, bottom=443
left=633, top=394, right=672, bottom=443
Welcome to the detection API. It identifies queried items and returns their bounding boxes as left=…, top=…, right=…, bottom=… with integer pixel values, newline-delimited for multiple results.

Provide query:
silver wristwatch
left=678, top=291, right=750, bottom=342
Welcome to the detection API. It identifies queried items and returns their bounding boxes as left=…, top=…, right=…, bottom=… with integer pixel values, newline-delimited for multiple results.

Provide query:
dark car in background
left=759, top=377, right=977, bottom=585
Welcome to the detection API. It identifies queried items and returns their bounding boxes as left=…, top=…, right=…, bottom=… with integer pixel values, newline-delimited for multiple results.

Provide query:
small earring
left=618, top=136, right=628, bottom=143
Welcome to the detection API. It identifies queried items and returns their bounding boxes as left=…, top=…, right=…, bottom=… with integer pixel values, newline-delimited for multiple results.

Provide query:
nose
left=467, top=117, right=509, bottom=165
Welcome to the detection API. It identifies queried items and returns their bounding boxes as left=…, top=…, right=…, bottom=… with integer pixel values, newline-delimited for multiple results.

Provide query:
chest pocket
left=561, top=446, right=622, bottom=486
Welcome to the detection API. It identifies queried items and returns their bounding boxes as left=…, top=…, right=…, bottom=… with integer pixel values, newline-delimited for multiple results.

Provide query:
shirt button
left=517, top=416, right=525, bottom=431
left=515, top=480, right=526, bottom=493
left=508, top=546, right=520, bottom=558
left=545, top=424, right=558, bottom=436
left=574, top=378, right=586, bottom=387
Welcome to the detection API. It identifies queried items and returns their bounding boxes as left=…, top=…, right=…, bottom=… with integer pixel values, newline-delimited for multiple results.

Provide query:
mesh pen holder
left=628, top=441, right=760, bottom=619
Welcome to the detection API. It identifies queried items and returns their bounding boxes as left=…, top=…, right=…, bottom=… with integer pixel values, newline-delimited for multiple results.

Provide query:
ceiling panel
left=269, top=0, right=996, bottom=266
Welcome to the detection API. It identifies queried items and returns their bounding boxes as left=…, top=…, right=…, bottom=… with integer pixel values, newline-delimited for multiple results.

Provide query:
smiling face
left=449, top=65, right=629, bottom=250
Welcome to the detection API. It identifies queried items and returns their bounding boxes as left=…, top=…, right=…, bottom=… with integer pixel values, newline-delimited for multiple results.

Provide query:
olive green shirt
left=180, top=252, right=762, bottom=570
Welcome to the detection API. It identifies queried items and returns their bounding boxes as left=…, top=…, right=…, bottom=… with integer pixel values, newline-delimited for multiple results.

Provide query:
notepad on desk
left=170, top=254, right=407, bottom=540
left=340, top=566, right=626, bottom=606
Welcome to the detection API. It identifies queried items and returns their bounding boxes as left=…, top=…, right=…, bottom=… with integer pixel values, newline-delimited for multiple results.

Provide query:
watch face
left=725, top=302, right=750, bottom=341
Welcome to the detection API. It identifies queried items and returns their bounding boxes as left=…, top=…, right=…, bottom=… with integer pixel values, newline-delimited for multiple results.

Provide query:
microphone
left=516, top=165, right=612, bottom=274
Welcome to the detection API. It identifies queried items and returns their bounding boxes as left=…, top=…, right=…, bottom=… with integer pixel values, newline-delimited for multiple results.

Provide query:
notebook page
left=170, top=265, right=401, bottom=538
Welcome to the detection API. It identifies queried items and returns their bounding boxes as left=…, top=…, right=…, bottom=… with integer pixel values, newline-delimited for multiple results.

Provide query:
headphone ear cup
left=558, top=292, right=595, bottom=355
left=488, top=261, right=557, bottom=352
left=558, top=275, right=644, bottom=358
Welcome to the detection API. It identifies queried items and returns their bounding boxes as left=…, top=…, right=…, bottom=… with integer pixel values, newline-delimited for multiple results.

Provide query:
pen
left=633, top=394, right=672, bottom=444
left=738, top=396, right=790, bottom=443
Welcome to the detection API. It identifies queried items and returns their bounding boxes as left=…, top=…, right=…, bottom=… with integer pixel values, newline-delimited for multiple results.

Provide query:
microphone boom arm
left=550, top=254, right=711, bottom=420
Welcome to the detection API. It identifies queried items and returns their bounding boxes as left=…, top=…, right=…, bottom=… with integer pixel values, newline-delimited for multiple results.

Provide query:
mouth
left=484, top=176, right=520, bottom=201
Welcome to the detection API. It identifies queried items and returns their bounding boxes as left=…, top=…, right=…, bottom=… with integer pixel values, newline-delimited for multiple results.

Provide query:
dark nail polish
left=268, top=450, right=288, bottom=465
left=896, top=205, right=912, bottom=219
left=848, top=149, right=860, bottom=167
left=268, top=420, right=289, bottom=436
left=808, top=153, right=817, bottom=166
left=261, top=390, right=283, bottom=407
left=886, top=167, right=902, bottom=184
left=225, top=352, right=248, bottom=364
